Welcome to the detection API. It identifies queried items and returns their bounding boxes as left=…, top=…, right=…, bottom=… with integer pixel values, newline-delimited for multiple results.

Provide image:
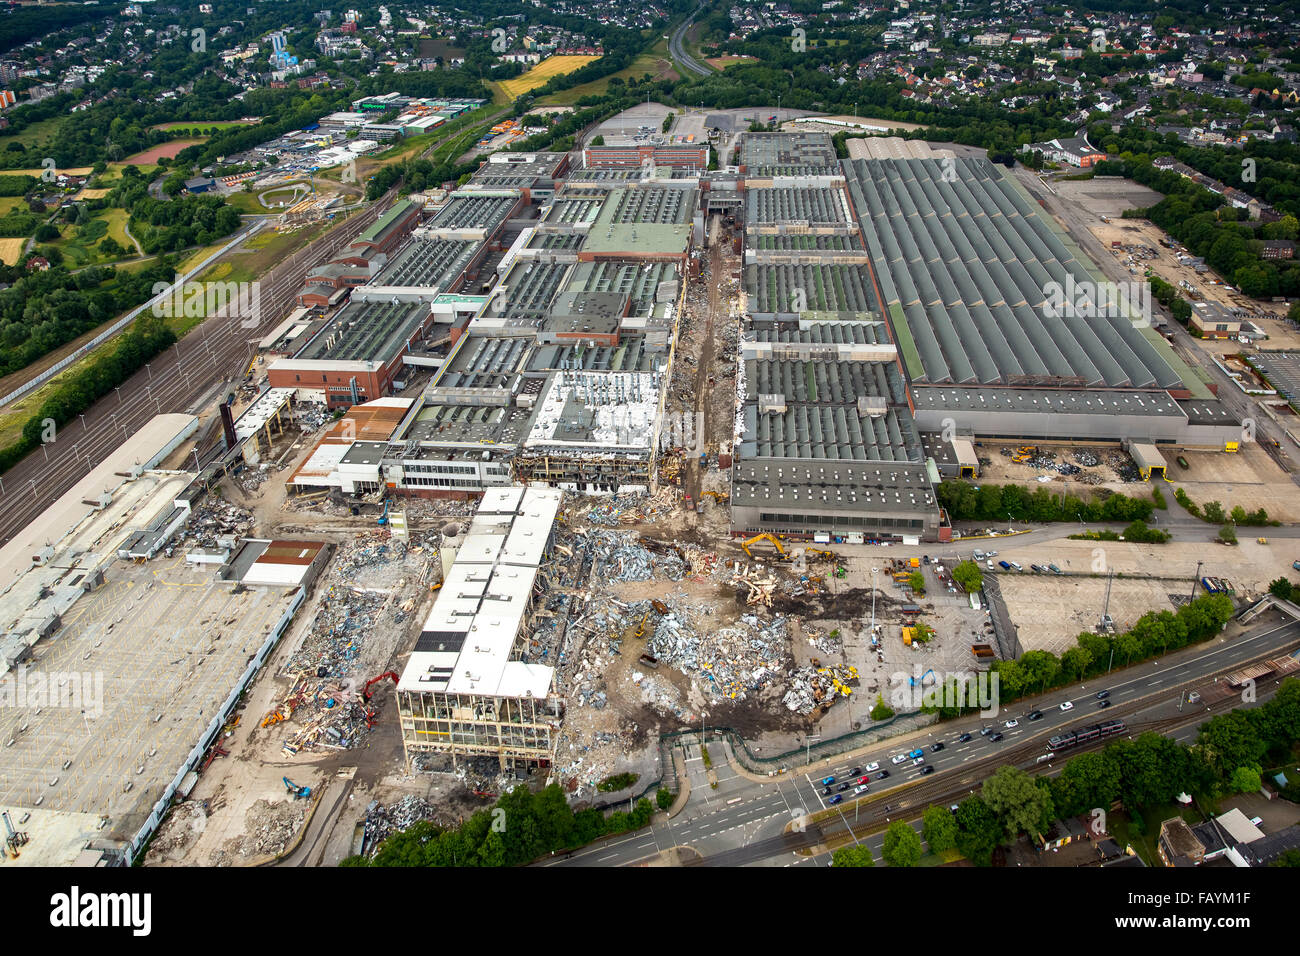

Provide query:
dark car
left=848, top=767, right=863, bottom=777
left=837, top=782, right=852, bottom=792
left=1098, top=699, right=1112, bottom=709
left=931, top=742, right=945, bottom=752
left=979, top=726, right=993, bottom=736
left=1027, top=710, right=1044, bottom=721
left=989, top=732, right=1005, bottom=742
left=957, top=733, right=972, bottom=743
left=828, top=794, right=844, bottom=805
left=920, top=765, right=935, bottom=775
left=1096, top=690, right=1110, bottom=699
left=877, top=770, right=890, bottom=780
left=821, top=787, right=832, bottom=796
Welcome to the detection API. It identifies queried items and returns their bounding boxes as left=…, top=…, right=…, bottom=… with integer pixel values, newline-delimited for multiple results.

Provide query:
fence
left=126, top=583, right=307, bottom=864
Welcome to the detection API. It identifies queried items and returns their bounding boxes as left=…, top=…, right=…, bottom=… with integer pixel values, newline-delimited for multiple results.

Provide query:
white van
left=1009, top=561, right=1023, bottom=571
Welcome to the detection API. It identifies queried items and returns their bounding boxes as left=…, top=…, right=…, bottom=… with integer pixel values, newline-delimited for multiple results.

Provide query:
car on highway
left=920, top=765, right=935, bottom=775
left=989, top=732, right=1004, bottom=742
left=1098, top=699, right=1112, bottom=709
left=848, top=766, right=863, bottom=777
left=821, top=775, right=836, bottom=786
left=1060, top=701, right=1074, bottom=712
left=1096, top=690, right=1110, bottom=699
left=877, top=770, right=890, bottom=779
left=864, top=762, right=880, bottom=773
left=890, top=753, right=909, bottom=764
left=908, top=748, right=925, bottom=759
left=828, top=794, right=843, bottom=805
left=854, top=784, right=870, bottom=795
left=931, top=742, right=945, bottom=752
left=1027, top=710, right=1043, bottom=721
left=821, top=787, right=832, bottom=796
left=980, top=726, right=993, bottom=736
left=837, top=782, right=852, bottom=792
left=957, top=733, right=972, bottom=743
left=912, top=756, right=926, bottom=766
left=1004, top=718, right=1019, bottom=728
left=857, top=775, right=871, bottom=785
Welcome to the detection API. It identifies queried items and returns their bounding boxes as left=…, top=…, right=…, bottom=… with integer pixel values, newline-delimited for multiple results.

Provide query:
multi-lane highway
left=0, top=191, right=394, bottom=546
left=669, top=7, right=714, bottom=78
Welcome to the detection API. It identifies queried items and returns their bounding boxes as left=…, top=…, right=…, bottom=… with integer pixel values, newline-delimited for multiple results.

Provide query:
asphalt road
left=0, top=190, right=395, bottom=546
left=669, top=8, right=713, bottom=78
left=548, top=614, right=1300, bottom=867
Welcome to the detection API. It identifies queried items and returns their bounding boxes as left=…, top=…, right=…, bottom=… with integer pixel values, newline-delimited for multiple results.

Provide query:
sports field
left=498, top=54, right=601, bottom=99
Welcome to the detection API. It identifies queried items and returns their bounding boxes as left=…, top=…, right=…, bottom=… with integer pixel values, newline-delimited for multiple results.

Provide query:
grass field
left=541, top=39, right=679, bottom=105
left=498, top=55, right=602, bottom=100
left=45, top=206, right=138, bottom=267
left=150, top=120, right=255, bottom=134
left=0, top=197, right=26, bottom=215
left=0, top=237, right=25, bottom=265
left=0, top=114, right=66, bottom=149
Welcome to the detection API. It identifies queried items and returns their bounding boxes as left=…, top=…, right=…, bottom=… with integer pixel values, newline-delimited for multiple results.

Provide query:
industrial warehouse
left=251, top=130, right=1245, bottom=545
left=1, top=111, right=1283, bottom=874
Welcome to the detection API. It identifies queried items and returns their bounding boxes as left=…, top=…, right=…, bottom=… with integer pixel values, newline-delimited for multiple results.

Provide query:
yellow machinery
left=741, top=533, right=789, bottom=560
left=804, top=548, right=838, bottom=563
left=261, top=705, right=289, bottom=728
left=703, top=491, right=729, bottom=502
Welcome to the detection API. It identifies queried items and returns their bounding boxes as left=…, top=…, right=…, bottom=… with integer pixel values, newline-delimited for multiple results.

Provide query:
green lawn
left=1, top=114, right=67, bottom=149
left=149, top=120, right=255, bottom=134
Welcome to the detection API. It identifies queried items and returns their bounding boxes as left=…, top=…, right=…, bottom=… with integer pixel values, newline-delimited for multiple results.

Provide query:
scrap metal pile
left=782, top=662, right=860, bottom=715
left=173, top=499, right=254, bottom=550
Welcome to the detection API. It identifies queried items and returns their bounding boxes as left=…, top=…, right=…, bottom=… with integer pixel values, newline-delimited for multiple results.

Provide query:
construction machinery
left=741, top=533, right=790, bottom=561
left=702, top=491, right=729, bottom=503
left=909, top=669, right=936, bottom=688
left=261, top=705, right=290, bottom=728
left=377, top=499, right=391, bottom=526
left=803, top=547, right=839, bottom=563
left=283, top=777, right=312, bottom=799
left=361, top=671, right=400, bottom=702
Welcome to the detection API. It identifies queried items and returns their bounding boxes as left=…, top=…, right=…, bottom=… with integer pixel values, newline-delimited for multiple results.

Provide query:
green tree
left=908, top=570, right=925, bottom=594
left=1218, top=524, right=1237, bottom=546
left=1197, top=709, right=1266, bottom=780
left=1052, top=751, right=1121, bottom=817
left=831, top=845, right=876, bottom=867
left=1268, top=577, right=1293, bottom=600
left=952, top=559, right=983, bottom=593
left=983, top=765, right=1054, bottom=840
left=1227, top=766, right=1262, bottom=794
left=922, top=805, right=959, bottom=853
left=881, top=821, right=923, bottom=867
left=954, top=796, right=1003, bottom=866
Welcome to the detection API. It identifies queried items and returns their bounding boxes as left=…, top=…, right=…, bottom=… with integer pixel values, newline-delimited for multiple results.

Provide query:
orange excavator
left=362, top=671, right=400, bottom=702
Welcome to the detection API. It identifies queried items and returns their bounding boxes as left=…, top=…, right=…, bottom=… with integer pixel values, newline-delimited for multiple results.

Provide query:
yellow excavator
left=741, top=533, right=790, bottom=561
left=803, top=547, right=839, bottom=563
left=702, top=491, right=729, bottom=503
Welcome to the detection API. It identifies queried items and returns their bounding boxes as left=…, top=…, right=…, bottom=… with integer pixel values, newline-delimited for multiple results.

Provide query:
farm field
left=124, top=140, right=205, bottom=164
left=542, top=42, right=678, bottom=105
left=498, top=54, right=601, bottom=99
left=0, top=237, right=25, bottom=265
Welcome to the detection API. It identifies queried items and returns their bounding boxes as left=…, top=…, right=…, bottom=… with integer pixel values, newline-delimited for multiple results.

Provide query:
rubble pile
left=782, top=662, right=858, bottom=715
left=361, top=796, right=440, bottom=853
left=173, top=500, right=254, bottom=550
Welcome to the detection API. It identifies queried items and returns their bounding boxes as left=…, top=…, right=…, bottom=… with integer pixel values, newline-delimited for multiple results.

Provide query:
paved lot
left=0, top=557, right=297, bottom=845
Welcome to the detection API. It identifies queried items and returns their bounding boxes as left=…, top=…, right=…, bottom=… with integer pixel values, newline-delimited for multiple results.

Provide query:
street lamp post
left=1191, top=560, right=1202, bottom=600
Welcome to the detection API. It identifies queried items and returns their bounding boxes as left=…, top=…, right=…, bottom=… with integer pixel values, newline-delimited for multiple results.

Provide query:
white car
left=890, top=753, right=909, bottom=765
left=1004, top=718, right=1019, bottom=728
left=864, top=762, right=880, bottom=773
left=854, top=784, right=870, bottom=795
left=1059, top=701, right=1074, bottom=712
left=912, top=756, right=925, bottom=766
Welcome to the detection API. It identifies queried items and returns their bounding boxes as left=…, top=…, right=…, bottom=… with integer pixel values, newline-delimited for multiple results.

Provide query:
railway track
left=0, top=186, right=399, bottom=546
